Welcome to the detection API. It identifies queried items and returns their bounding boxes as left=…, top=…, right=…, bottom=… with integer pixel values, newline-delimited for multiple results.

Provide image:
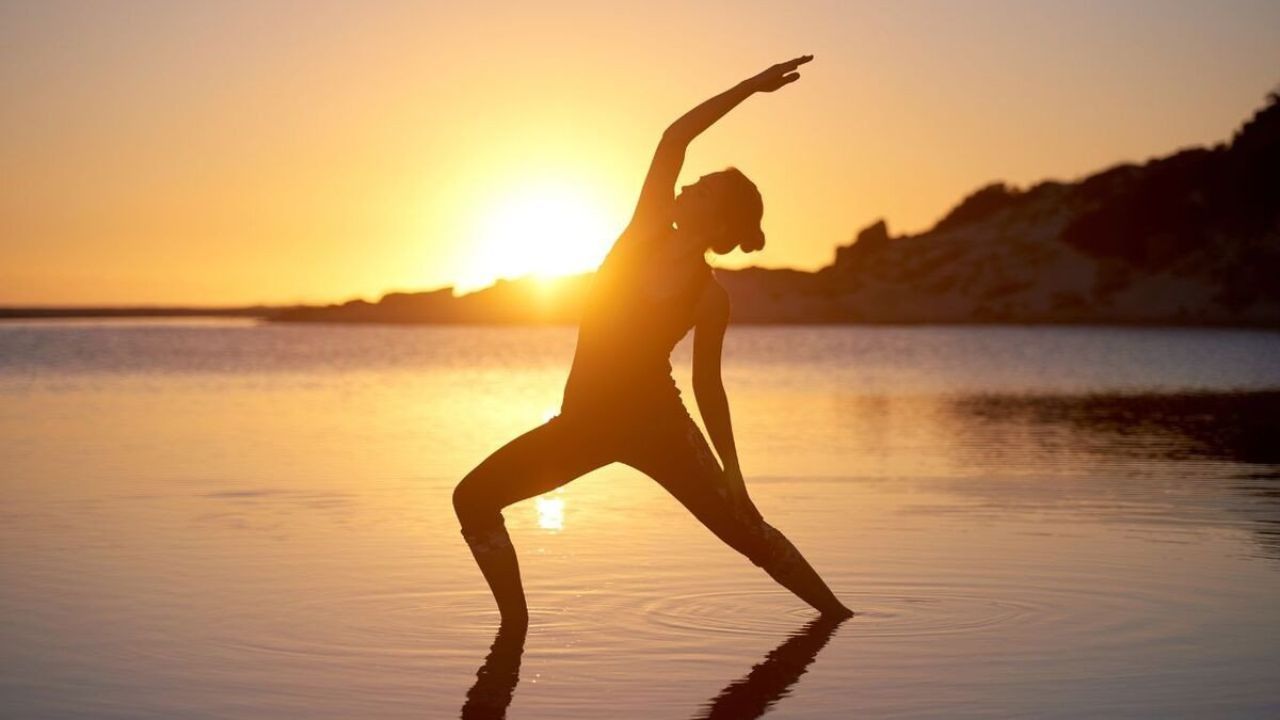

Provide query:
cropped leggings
left=452, top=404, right=802, bottom=575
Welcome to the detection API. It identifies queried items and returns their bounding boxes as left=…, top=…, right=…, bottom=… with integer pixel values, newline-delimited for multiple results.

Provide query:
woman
left=453, top=55, right=852, bottom=626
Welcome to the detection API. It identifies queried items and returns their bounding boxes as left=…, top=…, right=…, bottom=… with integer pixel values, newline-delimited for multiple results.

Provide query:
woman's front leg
left=453, top=416, right=613, bottom=626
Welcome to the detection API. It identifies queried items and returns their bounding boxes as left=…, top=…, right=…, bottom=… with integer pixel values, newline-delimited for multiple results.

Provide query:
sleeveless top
left=561, top=227, right=713, bottom=417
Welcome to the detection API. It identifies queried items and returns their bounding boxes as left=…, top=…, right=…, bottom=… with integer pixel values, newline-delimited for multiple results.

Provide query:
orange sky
left=3, top=1, right=1278, bottom=306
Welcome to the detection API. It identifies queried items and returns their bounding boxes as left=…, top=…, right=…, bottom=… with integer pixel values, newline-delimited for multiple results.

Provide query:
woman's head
left=674, top=167, right=765, bottom=255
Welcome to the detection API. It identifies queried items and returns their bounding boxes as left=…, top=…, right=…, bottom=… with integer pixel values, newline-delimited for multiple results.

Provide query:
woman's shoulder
left=603, top=220, right=672, bottom=270
left=629, top=196, right=676, bottom=233
left=623, top=214, right=674, bottom=246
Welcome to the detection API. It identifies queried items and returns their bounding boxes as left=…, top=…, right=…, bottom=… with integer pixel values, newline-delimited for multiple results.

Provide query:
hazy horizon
left=4, top=0, right=1279, bottom=306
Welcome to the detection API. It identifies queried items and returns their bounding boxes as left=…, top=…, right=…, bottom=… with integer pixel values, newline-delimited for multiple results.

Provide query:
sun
left=456, top=180, right=619, bottom=292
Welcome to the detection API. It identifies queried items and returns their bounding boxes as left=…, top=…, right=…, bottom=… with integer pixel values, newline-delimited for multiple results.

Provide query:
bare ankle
left=820, top=603, right=854, bottom=619
left=500, top=606, right=529, bottom=628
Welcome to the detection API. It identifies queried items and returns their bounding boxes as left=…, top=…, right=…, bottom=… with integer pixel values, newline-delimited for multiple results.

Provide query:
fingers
left=751, top=54, right=811, bottom=92
left=780, top=54, right=814, bottom=72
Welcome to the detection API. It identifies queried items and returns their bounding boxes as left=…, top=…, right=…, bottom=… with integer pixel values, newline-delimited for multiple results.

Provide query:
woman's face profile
left=675, top=176, right=736, bottom=252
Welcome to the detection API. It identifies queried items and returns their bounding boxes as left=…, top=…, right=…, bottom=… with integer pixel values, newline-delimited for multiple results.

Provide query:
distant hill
left=274, top=94, right=1280, bottom=327
left=0, top=306, right=274, bottom=320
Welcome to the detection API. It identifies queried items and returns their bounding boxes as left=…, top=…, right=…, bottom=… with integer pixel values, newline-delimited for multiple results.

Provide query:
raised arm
left=627, top=55, right=814, bottom=233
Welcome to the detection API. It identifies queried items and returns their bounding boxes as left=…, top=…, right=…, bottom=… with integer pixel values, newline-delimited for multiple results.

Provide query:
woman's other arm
left=691, top=282, right=754, bottom=512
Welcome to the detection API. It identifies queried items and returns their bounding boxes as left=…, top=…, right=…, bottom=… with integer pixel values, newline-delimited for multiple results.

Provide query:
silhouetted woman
left=453, top=55, right=852, bottom=626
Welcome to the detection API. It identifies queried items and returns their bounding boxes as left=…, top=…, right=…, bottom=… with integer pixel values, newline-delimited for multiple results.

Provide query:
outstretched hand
left=746, top=55, right=813, bottom=93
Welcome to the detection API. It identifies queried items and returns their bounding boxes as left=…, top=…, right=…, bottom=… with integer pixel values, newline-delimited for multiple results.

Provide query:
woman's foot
left=820, top=603, right=855, bottom=620
left=460, top=524, right=533, bottom=630
left=499, top=606, right=530, bottom=629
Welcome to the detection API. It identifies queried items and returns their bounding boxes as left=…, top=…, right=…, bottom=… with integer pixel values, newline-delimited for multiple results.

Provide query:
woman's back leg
left=622, top=416, right=852, bottom=617
left=453, top=415, right=614, bottom=626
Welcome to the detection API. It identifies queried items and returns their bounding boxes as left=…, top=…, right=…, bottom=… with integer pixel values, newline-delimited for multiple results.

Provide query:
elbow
left=661, top=123, right=693, bottom=147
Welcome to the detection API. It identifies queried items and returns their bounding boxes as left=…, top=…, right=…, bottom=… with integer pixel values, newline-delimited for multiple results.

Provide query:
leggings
left=452, top=404, right=801, bottom=574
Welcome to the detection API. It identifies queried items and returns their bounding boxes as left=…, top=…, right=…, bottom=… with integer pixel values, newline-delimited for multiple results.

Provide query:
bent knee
left=454, top=472, right=512, bottom=533
left=452, top=479, right=492, bottom=527
left=451, top=481, right=471, bottom=519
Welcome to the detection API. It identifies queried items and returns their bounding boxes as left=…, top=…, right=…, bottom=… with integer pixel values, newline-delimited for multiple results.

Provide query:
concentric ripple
left=637, top=574, right=1183, bottom=655
left=641, top=585, right=1044, bottom=640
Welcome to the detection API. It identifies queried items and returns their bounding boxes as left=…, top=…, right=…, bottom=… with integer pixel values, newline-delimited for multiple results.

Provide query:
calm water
left=2, top=321, right=1279, bottom=719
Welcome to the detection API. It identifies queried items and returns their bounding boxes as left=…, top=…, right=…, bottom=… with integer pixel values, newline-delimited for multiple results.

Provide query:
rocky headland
left=273, top=94, right=1279, bottom=327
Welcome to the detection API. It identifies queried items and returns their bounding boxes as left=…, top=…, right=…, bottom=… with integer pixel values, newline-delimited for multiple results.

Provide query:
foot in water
left=822, top=603, right=855, bottom=620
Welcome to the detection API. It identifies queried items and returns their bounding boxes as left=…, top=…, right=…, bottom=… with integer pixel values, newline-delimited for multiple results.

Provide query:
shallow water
left=2, top=321, right=1279, bottom=718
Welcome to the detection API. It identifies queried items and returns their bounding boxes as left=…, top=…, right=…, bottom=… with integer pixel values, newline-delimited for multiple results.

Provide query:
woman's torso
left=560, top=225, right=713, bottom=417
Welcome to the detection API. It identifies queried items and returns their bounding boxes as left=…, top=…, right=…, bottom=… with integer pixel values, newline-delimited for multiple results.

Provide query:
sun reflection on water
left=535, top=494, right=565, bottom=531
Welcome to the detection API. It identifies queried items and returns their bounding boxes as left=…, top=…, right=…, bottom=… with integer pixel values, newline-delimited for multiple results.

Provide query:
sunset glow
left=456, top=180, right=620, bottom=292
left=2, top=1, right=1278, bottom=306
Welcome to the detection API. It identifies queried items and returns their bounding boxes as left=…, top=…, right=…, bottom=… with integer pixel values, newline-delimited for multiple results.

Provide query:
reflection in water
left=459, top=617, right=846, bottom=720
left=693, top=616, right=846, bottom=720
left=952, top=390, right=1280, bottom=465
left=460, top=623, right=527, bottom=720
left=950, top=390, right=1280, bottom=557
left=535, top=494, right=566, bottom=531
